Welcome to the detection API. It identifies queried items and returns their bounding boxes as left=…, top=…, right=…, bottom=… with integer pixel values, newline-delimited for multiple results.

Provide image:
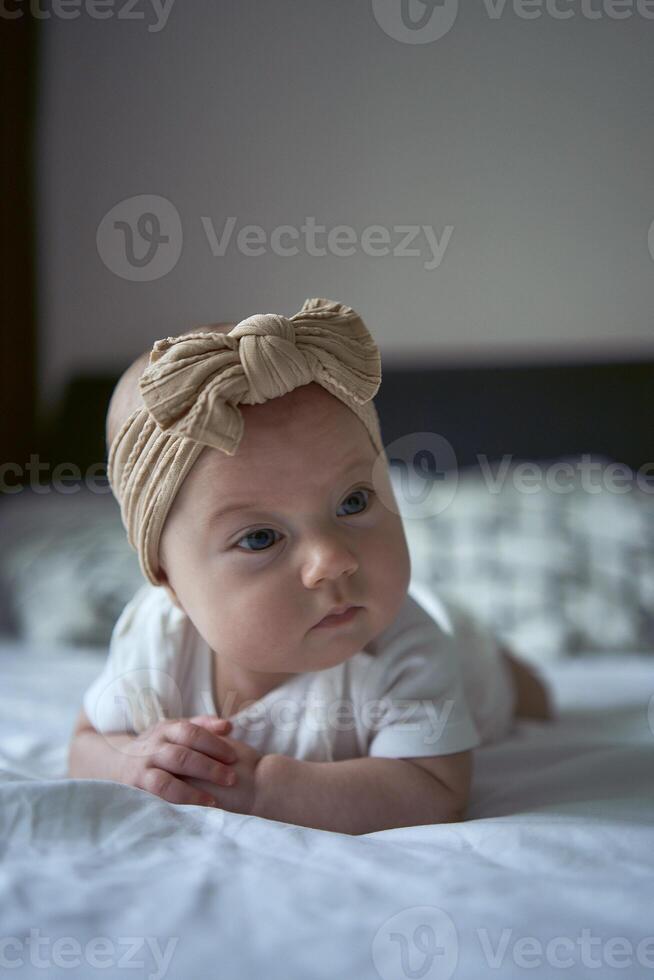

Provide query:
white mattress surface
left=1, top=638, right=653, bottom=980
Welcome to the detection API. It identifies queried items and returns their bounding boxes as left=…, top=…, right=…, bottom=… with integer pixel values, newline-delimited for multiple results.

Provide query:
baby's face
left=157, top=382, right=411, bottom=676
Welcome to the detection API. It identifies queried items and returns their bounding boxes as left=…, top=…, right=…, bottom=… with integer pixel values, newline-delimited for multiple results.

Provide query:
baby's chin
left=302, top=610, right=375, bottom=661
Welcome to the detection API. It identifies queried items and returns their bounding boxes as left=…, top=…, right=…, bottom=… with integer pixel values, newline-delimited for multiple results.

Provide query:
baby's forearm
left=253, top=754, right=463, bottom=835
left=67, top=729, right=133, bottom=782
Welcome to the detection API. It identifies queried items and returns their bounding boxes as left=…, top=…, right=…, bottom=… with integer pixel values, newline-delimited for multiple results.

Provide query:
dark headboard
left=375, top=359, right=653, bottom=471
left=37, top=358, right=653, bottom=481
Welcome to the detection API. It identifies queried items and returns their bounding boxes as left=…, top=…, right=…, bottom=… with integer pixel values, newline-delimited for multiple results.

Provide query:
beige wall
left=36, top=0, right=654, bottom=411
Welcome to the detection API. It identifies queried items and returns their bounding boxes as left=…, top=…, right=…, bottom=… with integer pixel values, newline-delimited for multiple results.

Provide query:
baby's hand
left=183, top=715, right=263, bottom=817
left=117, top=716, right=238, bottom=808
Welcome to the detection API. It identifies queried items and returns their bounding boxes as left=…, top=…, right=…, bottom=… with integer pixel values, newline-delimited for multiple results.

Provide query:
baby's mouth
left=313, top=604, right=362, bottom=629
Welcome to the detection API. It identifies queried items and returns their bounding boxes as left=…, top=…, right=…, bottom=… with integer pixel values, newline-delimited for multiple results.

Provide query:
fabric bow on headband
left=108, top=297, right=385, bottom=585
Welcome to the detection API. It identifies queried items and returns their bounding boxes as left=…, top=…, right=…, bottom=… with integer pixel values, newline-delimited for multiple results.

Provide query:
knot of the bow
left=227, top=313, right=313, bottom=404
left=138, top=298, right=381, bottom=455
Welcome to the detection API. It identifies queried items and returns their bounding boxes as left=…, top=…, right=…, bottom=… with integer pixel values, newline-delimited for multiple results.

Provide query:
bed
left=1, top=358, right=653, bottom=980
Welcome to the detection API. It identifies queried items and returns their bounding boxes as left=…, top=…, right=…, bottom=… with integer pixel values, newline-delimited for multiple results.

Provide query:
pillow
left=390, top=455, right=654, bottom=663
left=2, top=457, right=653, bottom=658
left=0, top=487, right=143, bottom=648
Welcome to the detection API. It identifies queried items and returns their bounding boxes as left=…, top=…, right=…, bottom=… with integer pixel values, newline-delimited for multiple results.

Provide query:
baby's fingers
left=190, top=715, right=232, bottom=733
left=154, top=743, right=236, bottom=787
left=142, top=767, right=218, bottom=808
left=167, top=719, right=236, bottom=765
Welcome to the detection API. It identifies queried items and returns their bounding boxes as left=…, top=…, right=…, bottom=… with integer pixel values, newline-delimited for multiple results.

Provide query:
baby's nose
left=300, top=530, right=359, bottom=587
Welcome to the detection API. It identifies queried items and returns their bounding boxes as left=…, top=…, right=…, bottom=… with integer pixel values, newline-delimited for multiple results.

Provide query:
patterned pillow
left=2, top=459, right=653, bottom=659
left=390, top=456, right=654, bottom=662
left=0, top=488, right=143, bottom=647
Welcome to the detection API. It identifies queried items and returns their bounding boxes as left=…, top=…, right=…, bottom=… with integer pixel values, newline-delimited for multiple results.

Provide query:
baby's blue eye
left=337, top=488, right=370, bottom=516
left=236, top=528, right=280, bottom=552
left=235, top=489, right=371, bottom=553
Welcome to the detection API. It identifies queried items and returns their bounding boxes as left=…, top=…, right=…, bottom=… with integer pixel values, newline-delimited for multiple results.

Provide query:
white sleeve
left=82, top=584, right=187, bottom=734
left=360, top=592, right=481, bottom=759
left=423, top=592, right=517, bottom=746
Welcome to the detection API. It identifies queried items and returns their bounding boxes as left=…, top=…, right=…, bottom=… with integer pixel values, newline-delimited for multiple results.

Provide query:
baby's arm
left=250, top=748, right=472, bottom=835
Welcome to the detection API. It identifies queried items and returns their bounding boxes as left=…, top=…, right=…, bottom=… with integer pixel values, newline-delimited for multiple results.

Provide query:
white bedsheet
left=1, top=638, right=653, bottom=980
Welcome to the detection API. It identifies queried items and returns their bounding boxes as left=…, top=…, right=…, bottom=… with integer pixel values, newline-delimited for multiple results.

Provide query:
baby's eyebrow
left=206, top=500, right=258, bottom=524
left=205, top=456, right=371, bottom=525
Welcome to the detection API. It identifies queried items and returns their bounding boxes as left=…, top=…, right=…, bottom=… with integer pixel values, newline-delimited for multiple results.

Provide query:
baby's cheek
left=368, top=519, right=411, bottom=610
left=375, top=513, right=410, bottom=574
left=204, top=605, right=279, bottom=664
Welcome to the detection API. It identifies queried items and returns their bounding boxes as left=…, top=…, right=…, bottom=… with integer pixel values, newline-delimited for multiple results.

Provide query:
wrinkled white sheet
left=1, top=639, right=653, bottom=980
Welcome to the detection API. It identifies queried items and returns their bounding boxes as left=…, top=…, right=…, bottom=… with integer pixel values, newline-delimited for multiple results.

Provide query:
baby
left=68, top=297, right=551, bottom=834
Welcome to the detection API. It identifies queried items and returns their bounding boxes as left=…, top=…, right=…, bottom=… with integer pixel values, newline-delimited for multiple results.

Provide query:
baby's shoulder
left=115, top=582, right=183, bottom=631
left=342, top=585, right=460, bottom=700
left=364, top=583, right=455, bottom=658
left=108, top=582, right=192, bottom=668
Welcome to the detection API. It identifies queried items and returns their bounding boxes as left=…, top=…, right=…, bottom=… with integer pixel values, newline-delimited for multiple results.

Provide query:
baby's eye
left=234, top=489, right=372, bottom=553
left=337, top=488, right=371, bottom=517
left=236, top=528, right=281, bottom=552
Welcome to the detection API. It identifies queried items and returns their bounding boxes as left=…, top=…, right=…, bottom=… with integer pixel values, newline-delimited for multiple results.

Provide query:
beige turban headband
left=108, top=297, right=385, bottom=585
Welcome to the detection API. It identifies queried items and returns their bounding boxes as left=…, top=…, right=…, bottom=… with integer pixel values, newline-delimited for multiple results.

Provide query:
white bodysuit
left=83, top=582, right=516, bottom=762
